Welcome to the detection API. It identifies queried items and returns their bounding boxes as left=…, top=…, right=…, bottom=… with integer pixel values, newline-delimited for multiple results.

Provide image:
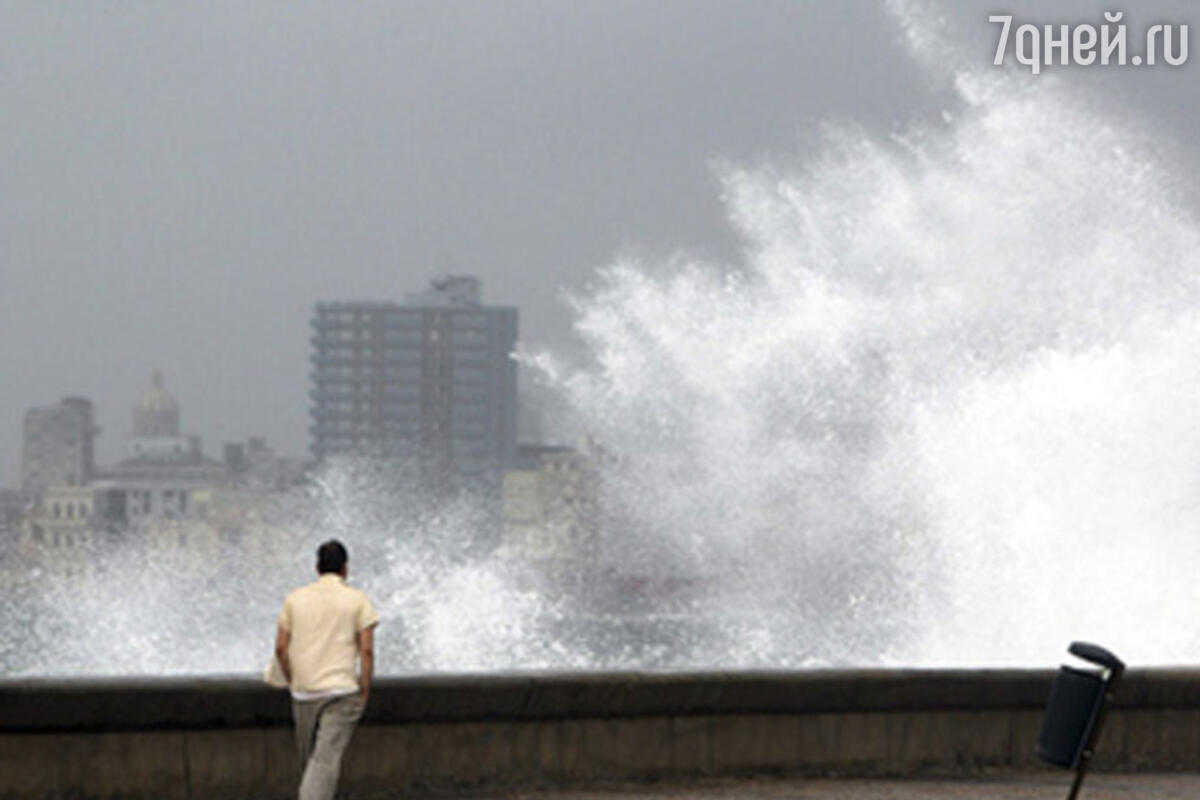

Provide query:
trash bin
left=1037, top=664, right=1106, bottom=767
left=1036, top=642, right=1124, bottom=800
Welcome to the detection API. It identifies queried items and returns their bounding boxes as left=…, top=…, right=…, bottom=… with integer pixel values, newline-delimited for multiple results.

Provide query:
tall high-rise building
left=21, top=396, right=98, bottom=499
left=309, top=275, right=518, bottom=496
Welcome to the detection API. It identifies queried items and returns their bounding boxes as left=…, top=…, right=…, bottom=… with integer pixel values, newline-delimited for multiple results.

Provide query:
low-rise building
left=501, top=440, right=602, bottom=574
left=223, top=436, right=311, bottom=491
left=0, top=489, right=24, bottom=532
left=19, top=483, right=99, bottom=578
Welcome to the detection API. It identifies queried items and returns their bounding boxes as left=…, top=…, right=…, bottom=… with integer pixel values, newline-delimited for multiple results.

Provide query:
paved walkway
left=490, top=773, right=1200, bottom=799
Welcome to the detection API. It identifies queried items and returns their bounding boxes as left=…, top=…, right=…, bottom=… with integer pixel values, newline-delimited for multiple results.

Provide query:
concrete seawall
left=4, top=669, right=1200, bottom=798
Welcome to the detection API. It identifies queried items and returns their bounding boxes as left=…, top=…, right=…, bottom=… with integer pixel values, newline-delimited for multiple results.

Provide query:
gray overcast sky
left=2, top=0, right=1197, bottom=486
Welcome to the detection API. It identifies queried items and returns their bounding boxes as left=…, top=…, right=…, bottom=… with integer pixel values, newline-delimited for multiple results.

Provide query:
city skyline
left=4, top=1, right=1199, bottom=489
left=12, top=274, right=525, bottom=492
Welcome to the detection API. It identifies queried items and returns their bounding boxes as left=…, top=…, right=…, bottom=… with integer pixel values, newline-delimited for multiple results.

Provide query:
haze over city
left=5, top=0, right=1198, bottom=487
left=7, top=6, right=1200, bottom=798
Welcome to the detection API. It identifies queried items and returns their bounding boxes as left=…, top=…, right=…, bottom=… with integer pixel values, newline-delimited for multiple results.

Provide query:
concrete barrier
left=3, top=669, right=1200, bottom=798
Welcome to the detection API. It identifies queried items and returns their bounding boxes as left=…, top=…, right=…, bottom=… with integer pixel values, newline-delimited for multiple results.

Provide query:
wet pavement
left=490, top=772, right=1200, bottom=799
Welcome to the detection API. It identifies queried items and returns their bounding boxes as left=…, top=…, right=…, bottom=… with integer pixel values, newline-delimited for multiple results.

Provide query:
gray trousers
left=292, top=693, right=365, bottom=800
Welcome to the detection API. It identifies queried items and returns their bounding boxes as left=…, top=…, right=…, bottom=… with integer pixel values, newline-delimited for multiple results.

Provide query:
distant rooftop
left=405, top=274, right=481, bottom=307
left=313, top=274, right=515, bottom=314
left=112, top=449, right=225, bottom=470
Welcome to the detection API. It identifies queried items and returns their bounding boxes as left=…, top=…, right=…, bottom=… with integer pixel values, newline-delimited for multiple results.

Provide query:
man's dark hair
left=317, top=540, right=348, bottom=574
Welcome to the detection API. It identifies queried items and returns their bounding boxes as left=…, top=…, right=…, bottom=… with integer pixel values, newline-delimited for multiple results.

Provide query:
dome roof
left=134, top=370, right=180, bottom=437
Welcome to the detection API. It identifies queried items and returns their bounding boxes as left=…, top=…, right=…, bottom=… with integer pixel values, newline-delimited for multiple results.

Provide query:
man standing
left=275, top=540, right=379, bottom=800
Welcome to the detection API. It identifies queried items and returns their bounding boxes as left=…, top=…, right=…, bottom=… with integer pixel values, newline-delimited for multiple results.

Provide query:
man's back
left=279, top=574, right=378, bottom=695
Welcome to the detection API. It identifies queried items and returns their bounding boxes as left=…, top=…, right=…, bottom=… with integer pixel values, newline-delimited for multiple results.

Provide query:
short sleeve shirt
left=278, top=574, right=379, bottom=695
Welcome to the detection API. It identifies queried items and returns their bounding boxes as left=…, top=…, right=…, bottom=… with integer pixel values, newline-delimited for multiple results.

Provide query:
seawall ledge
left=5, top=668, right=1200, bottom=799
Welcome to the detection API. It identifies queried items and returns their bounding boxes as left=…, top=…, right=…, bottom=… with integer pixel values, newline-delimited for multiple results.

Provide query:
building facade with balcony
left=309, top=275, right=518, bottom=500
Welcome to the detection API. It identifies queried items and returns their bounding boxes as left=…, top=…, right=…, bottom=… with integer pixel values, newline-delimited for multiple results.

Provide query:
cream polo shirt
left=278, top=573, right=379, bottom=698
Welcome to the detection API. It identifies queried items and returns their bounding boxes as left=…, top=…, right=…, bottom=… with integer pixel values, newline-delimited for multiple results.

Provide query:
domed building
left=133, top=370, right=180, bottom=438
left=93, top=371, right=228, bottom=523
left=126, top=371, right=194, bottom=459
